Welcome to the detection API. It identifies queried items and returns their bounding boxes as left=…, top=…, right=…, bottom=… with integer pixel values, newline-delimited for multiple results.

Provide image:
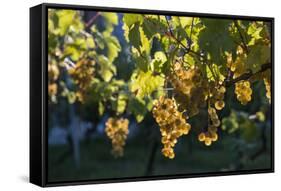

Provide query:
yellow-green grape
left=215, top=100, right=225, bottom=110
left=162, top=146, right=175, bottom=159
left=208, top=107, right=220, bottom=127
left=235, top=80, right=252, bottom=105
left=210, top=132, right=218, bottom=141
left=208, top=107, right=220, bottom=124
left=198, top=132, right=206, bottom=142
left=197, top=107, right=221, bottom=146
left=152, top=96, right=191, bottom=159
left=204, top=136, right=212, bottom=146
left=105, top=117, right=129, bottom=158
left=226, top=46, right=247, bottom=79
left=199, top=130, right=218, bottom=146
left=68, top=58, right=95, bottom=102
left=209, top=82, right=226, bottom=111
left=263, top=70, right=271, bottom=104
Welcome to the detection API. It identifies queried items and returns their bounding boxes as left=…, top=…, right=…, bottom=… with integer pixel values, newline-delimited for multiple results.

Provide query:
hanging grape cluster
left=48, top=61, right=60, bottom=101
left=263, top=69, right=271, bottom=103
left=235, top=80, right=252, bottom=105
left=68, top=58, right=95, bottom=102
left=152, top=96, right=191, bottom=159
left=227, top=46, right=247, bottom=79
left=105, top=117, right=129, bottom=157
left=197, top=107, right=220, bottom=146
left=169, top=61, right=208, bottom=117
left=226, top=46, right=254, bottom=105
left=208, top=81, right=226, bottom=110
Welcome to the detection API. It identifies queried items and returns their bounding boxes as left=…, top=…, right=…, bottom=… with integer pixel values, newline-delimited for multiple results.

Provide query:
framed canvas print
left=30, top=3, right=274, bottom=187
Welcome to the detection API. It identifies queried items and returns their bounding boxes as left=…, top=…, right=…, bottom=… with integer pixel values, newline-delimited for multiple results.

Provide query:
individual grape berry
left=215, top=100, right=225, bottom=110
left=204, top=137, right=212, bottom=146
left=198, top=132, right=206, bottom=142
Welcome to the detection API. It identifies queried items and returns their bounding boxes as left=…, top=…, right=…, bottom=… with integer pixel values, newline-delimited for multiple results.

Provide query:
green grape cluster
left=198, top=107, right=220, bottom=146
left=68, top=58, right=95, bottom=102
left=105, top=117, right=129, bottom=157
left=152, top=96, right=191, bottom=159
left=235, top=80, right=252, bottom=105
left=263, top=70, right=271, bottom=104
left=169, top=62, right=208, bottom=117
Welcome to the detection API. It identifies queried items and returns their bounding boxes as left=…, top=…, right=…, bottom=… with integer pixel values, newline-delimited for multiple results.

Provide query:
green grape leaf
left=150, top=51, right=167, bottom=73
left=129, top=23, right=142, bottom=51
left=123, top=14, right=143, bottom=28
left=247, top=23, right=263, bottom=45
left=101, top=12, right=118, bottom=25
left=135, top=56, right=149, bottom=72
left=64, top=45, right=81, bottom=61
left=57, top=10, right=76, bottom=35
left=246, top=45, right=270, bottom=73
left=86, top=36, right=95, bottom=48
left=183, top=53, right=195, bottom=66
left=127, top=97, right=147, bottom=122
left=139, top=26, right=151, bottom=54
left=98, top=55, right=116, bottom=82
left=106, top=36, right=121, bottom=62
left=142, top=19, right=158, bottom=40
left=179, top=17, right=193, bottom=28
left=130, top=71, right=164, bottom=99
left=142, top=17, right=166, bottom=39
left=199, top=19, right=236, bottom=64
left=98, top=101, right=105, bottom=116
left=112, top=93, right=128, bottom=115
left=171, top=16, right=181, bottom=28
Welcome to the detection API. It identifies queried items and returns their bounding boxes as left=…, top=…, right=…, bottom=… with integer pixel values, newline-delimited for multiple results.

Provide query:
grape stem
left=85, top=12, right=101, bottom=29
left=162, top=16, right=219, bottom=81
left=225, top=63, right=271, bottom=87
left=234, top=20, right=249, bottom=54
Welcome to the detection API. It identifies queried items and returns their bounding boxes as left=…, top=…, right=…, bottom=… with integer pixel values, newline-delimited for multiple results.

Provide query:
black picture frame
left=30, top=3, right=275, bottom=187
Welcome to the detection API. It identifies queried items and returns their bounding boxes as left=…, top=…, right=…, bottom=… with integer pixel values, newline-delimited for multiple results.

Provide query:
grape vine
left=48, top=10, right=272, bottom=159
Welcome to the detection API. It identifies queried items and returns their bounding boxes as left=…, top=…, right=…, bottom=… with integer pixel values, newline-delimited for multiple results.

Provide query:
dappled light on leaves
left=47, top=9, right=272, bottom=161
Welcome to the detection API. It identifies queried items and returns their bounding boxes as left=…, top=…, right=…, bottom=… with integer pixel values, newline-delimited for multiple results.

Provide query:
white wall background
left=0, top=0, right=279, bottom=190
